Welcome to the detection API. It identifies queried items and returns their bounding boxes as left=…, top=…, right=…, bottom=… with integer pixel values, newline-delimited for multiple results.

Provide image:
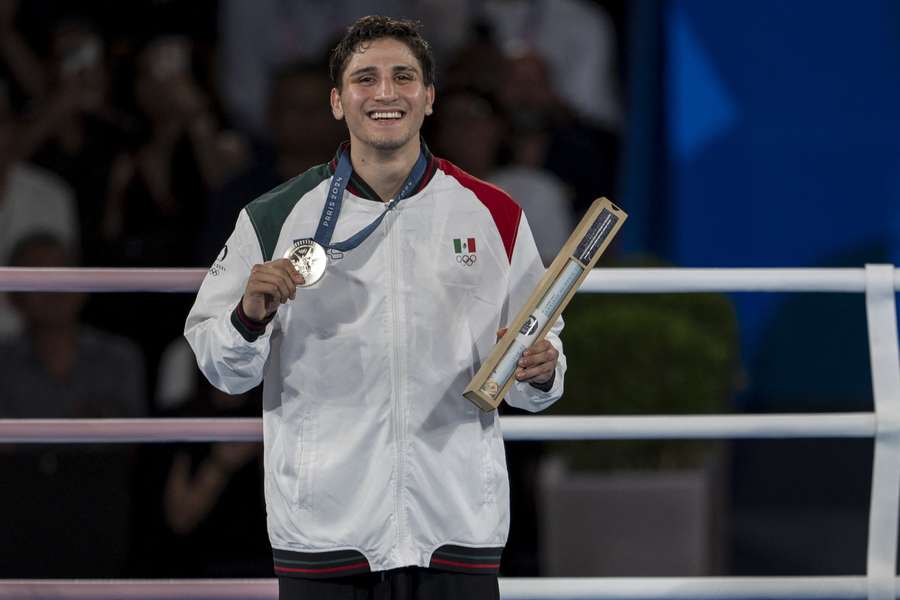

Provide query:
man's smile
left=368, top=110, right=405, bottom=121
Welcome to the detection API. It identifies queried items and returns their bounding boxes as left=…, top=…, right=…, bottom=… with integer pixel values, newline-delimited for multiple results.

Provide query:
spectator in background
left=480, top=0, right=622, bottom=131
left=428, top=87, right=504, bottom=180
left=496, top=51, right=619, bottom=217
left=161, top=402, right=267, bottom=576
left=100, top=35, right=237, bottom=269
left=0, top=232, right=145, bottom=418
left=0, top=84, right=77, bottom=339
left=442, top=22, right=509, bottom=94
left=129, top=336, right=269, bottom=577
left=264, top=62, right=349, bottom=181
left=16, top=18, right=131, bottom=265
left=442, top=30, right=618, bottom=217
left=198, top=61, right=344, bottom=264
left=0, top=0, right=46, bottom=108
left=0, top=232, right=145, bottom=577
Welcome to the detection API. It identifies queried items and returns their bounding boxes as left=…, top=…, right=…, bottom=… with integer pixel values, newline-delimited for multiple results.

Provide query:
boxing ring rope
left=0, top=265, right=898, bottom=600
left=2, top=266, right=900, bottom=293
left=0, top=413, right=884, bottom=443
left=0, top=576, right=892, bottom=600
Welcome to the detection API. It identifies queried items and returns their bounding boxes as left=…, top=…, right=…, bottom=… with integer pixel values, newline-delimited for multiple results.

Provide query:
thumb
left=496, top=327, right=508, bottom=342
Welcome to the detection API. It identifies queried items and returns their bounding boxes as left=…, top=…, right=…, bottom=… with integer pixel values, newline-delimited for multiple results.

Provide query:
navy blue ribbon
left=313, top=148, right=427, bottom=252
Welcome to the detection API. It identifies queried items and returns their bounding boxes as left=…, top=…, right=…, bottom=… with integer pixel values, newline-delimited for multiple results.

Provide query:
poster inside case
left=463, top=197, right=627, bottom=411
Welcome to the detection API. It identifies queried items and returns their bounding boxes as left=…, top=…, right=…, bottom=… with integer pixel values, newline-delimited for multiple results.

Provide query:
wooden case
left=463, top=197, right=627, bottom=411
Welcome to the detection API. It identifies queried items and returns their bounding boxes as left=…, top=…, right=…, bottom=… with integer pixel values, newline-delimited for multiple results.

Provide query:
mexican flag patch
left=453, top=237, right=476, bottom=254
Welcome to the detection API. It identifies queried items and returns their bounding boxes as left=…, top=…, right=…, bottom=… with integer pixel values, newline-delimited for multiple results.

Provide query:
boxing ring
left=0, top=265, right=898, bottom=600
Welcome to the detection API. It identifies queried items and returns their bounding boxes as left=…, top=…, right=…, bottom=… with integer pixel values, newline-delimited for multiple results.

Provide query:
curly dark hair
left=329, top=15, right=435, bottom=90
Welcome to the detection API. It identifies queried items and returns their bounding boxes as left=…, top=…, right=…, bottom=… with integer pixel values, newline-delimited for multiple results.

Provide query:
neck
left=349, top=138, right=421, bottom=202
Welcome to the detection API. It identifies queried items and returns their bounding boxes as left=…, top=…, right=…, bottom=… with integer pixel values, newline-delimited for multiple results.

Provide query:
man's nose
left=375, top=77, right=397, bottom=100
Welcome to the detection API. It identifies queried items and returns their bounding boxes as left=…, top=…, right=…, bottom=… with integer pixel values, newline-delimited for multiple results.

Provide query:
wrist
left=239, top=296, right=271, bottom=323
left=231, top=299, right=274, bottom=342
left=529, top=371, right=555, bottom=392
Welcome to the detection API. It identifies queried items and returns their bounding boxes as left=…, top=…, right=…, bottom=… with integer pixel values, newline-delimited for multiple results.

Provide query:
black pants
left=278, top=567, right=500, bottom=600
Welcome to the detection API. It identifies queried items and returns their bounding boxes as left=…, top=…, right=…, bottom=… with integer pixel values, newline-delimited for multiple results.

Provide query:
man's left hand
left=516, top=338, right=559, bottom=384
left=497, top=328, right=558, bottom=385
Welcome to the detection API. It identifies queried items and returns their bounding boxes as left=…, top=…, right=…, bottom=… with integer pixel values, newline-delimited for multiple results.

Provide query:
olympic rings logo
left=456, top=254, right=477, bottom=266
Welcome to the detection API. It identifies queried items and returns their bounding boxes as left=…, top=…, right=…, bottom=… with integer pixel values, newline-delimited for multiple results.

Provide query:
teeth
left=371, top=111, right=402, bottom=120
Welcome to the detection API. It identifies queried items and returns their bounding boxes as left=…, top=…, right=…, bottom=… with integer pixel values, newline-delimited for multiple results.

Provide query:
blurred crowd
left=0, top=0, right=623, bottom=578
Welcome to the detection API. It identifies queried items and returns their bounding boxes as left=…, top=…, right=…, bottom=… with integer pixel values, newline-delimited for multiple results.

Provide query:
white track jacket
left=185, top=146, right=565, bottom=577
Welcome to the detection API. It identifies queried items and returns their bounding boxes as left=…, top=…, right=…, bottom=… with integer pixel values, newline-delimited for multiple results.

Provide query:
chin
left=369, top=138, right=407, bottom=152
left=366, top=131, right=416, bottom=152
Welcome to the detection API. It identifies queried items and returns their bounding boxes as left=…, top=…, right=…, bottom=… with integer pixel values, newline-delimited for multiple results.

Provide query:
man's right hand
left=242, top=259, right=304, bottom=321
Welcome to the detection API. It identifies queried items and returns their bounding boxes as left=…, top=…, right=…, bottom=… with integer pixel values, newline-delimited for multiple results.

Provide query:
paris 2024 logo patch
left=453, top=237, right=477, bottom=266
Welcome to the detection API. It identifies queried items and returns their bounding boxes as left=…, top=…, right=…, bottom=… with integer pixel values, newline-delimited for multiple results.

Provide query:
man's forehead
left=345, top=38, right=421, bottom=73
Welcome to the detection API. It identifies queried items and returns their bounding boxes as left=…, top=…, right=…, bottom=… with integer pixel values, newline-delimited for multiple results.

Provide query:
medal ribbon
left=313, top=148, right=427, bottom=252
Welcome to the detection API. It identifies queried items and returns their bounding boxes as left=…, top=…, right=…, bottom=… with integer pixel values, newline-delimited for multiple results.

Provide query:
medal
left=284, top=239, right=327, bottom=286
left=287, top=144, right=428, bottom=287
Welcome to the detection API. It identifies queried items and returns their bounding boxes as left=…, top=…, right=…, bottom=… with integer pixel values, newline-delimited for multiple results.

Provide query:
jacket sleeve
left=184, top=209, right=272, bottom=394
left=504, top=212, right=567, bottom=412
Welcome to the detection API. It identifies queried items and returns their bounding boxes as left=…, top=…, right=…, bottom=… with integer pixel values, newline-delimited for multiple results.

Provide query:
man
left=186, top=16, right=565, bottom=600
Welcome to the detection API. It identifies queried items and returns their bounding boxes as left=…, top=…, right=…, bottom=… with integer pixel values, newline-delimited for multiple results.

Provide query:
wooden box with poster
left=463, top=197, right=627, bottom=411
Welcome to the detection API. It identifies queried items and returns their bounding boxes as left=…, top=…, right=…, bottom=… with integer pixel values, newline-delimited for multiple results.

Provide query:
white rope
left=864, top=265, right=900, bottom=600
left=580, top=267, right=891, bottom=293
left=499, top=414, right=877, bottom=440
left=0, top=268, right=204, bottom=292
left=1, top=267, right=899, bottom=293
left=0, top=577, right=892, bottom=599
left=499, top=577, right=885, bottom=599
left=0, top=579, right=275, bottom=599
left=0, top=413, right=879, bottom=443
left=0, top=418, right=262, bottom=443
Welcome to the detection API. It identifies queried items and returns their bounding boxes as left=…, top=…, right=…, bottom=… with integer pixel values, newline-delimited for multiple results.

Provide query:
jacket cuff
left=528, top=370, right=556, bottom=393
left=230, top=300, right=274, bottom=342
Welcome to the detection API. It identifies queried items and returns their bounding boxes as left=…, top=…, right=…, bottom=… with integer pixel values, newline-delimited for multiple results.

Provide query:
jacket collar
left=328, top=139, right=438, bottom=202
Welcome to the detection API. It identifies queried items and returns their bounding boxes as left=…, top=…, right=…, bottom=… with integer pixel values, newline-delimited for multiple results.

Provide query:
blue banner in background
left=661, top=0, right=900, bottom=409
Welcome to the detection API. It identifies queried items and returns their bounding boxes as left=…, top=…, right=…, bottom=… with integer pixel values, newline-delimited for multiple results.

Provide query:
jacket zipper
left=386, top=208, right=406, bottom=554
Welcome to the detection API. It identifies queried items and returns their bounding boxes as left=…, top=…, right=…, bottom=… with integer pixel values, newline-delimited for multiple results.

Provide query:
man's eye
left=357, top=76, right=375, bottom=84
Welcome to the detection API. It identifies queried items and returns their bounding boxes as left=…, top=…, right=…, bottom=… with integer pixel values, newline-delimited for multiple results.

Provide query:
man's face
left=330, top=37, right=434, bottom=155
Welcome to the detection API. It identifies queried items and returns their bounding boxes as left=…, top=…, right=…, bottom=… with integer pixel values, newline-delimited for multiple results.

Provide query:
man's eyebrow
left=348, top=66, right=378, bottom=78
left=348, top=64, right=419, bottom=78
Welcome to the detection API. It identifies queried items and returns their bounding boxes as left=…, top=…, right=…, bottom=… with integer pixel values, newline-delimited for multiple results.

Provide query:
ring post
left=864, top=264, right=900, bottom=600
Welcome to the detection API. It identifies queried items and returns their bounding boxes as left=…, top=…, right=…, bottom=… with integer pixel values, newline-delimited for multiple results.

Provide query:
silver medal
left=283, top=239, right=327, bottom=286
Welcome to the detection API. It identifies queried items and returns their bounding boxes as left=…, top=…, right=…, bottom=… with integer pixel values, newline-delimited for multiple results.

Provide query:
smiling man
left=185, top=15, right=565, bottom=600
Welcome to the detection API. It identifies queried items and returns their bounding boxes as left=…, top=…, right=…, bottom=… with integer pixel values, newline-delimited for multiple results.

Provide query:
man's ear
left=330, top=88, right=344, bottom=120
left=425, top=84, right=435, bottom=116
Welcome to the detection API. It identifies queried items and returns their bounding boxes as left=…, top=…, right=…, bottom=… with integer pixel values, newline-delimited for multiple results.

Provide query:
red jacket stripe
left=431, top=558, right=501, bottom=569
left=273, top=561, right=370, bottom=575
left=437, top=159, right=521, bottom=263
